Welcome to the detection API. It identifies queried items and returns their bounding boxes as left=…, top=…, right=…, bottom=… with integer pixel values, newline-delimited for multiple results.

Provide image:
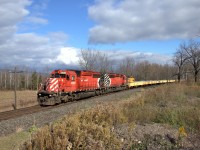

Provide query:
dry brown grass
left=122, top=83, right=200, bottom=132
left=0, top=90, right=37, bottom=112
left=22, top=83, right=200, bottom=149
left=0, top=131, right=31, bottom=150
left=23, top=104, right=126, bottom=150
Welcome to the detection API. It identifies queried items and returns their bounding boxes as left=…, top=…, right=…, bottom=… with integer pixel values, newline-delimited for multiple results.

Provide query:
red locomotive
left=38, top=69, right=127, bottom=105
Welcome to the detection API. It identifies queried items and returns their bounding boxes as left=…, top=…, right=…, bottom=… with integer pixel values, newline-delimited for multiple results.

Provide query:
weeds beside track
left=22, top=83, right=200, bottom=150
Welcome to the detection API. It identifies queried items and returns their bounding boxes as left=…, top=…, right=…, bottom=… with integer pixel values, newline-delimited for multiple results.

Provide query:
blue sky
left=0, top=0, right=200, bottom=69
left=25, top=0, right=179, bottom=54
left=19, top=0, right=93, bottom=47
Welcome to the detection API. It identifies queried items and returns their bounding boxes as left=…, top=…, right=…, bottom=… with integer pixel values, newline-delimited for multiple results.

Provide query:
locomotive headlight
left=49, top=94, right=52, bottom=97
left=38, top=94, right=41, bottom=96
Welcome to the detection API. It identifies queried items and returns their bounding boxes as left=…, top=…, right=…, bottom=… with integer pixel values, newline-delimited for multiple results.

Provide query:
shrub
left=23, top=104, right=127, bottom=150
left=23, top=83, right=200, bottom=149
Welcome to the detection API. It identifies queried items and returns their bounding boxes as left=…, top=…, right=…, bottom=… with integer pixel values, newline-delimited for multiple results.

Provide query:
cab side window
left=66, top=75, right=70, bottom=80
left=60, top=74, right=66, bottom=78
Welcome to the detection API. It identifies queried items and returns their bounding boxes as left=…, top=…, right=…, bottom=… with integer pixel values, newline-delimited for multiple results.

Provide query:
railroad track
left=0, top=96, right=105, bottom=121
left=0, top=99, right=87, bottom=122
left=0, top=85, right=163, bottom=122
left=0, top=105, right=47, bottom=122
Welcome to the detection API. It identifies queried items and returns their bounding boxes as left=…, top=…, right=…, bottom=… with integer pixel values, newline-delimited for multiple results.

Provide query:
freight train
left=37, top=69, right=175, bottom=106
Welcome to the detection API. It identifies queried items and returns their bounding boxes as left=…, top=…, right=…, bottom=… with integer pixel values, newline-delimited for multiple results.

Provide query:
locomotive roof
left=52, top=69, right=126, bottom=76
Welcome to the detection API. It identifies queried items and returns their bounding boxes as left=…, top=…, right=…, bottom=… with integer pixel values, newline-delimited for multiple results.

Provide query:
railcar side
left=37, top=70, right=127, bottom=105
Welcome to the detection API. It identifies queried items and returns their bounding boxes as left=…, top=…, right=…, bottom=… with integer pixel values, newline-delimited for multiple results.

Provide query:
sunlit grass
left=0, top=90, right=37, bottom=112
left=22, top=83, right=200, bottom=149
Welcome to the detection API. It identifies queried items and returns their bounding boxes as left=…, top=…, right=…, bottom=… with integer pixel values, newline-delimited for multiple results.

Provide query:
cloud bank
left=56, top=48, right=172, bottom=66
left=0, top=0, right=68, bottom=68
left=88, top=0, right=200, bottom=44
left=0, top=0, right=173, bottom=70
left=0, top=0, right=30, bottom=44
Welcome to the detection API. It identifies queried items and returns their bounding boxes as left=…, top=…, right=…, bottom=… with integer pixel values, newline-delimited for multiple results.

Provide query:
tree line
left=1, top=39, right=199, bottom=91
left=78, top=49, right=176, bottom=81
left=0, top=69, right=44, bottom=90
left=173, top=40, right=200, bottom=82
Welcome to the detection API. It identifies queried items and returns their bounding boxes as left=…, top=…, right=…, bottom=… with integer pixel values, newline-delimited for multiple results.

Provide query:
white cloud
left=0, top=0, right=69, bottom=68
left=17, top=0, right=49, bottom=31
left=0, top=0, right=31, bottom=44
left=103, top=50, right=171, bottom=64
left=88, top=0, right=200, bottom=44
left=56, top=47, right=79, bottom=65
left=0, top=0, right=172, bottom=70
left=55, top=47, right=172, bottom=66
left=0, top=32, right=68, bottom=67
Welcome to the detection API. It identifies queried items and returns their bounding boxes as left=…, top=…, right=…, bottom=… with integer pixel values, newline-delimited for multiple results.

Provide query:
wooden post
left=9, top=67, right=23, bottom=110
left=14, top=67, right=17, bottom=110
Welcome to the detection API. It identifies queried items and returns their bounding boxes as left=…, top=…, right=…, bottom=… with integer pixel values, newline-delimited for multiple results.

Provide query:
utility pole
left=14, top=68, right=16, bottom=109
left=9, top=67, right=23, bottom=110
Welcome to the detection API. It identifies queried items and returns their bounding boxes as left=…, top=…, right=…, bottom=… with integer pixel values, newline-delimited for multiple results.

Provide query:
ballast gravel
left=0, top=88, right=142, bottom=137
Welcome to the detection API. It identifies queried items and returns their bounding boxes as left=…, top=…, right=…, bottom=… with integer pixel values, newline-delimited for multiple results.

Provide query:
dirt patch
left=114, top=123, right=200, bottom=149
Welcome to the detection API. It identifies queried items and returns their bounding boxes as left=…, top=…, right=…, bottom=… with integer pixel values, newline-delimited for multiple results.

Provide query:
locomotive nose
left=46, top=78, right=59, bottom=92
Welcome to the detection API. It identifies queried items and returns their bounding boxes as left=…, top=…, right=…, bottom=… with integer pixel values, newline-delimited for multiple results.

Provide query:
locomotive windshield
left=51, top=73, right=66, bottom=78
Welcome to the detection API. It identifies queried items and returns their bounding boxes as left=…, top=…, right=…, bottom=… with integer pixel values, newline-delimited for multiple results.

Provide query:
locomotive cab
left=37, top=70, right=78, bottom=105
left=37, top=71, right=65, bottom=105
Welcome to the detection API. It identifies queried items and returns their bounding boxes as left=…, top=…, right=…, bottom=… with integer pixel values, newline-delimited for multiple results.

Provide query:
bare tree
left=161, top=64, right=177, bottom=80
left=118, top=57, right=135, bottom=77
left=183, top=40, right=200, bottom=82
left=78, top=49, right=113, bottom=73
left=96, top=52, right=113, bottom=73
left=173, top=43, right=188, bottom=82
left=78, top=49, right=98, bottom=71
left=131, top=61, right=176, bottom=81
left=137, top=61, right=151, bottom=80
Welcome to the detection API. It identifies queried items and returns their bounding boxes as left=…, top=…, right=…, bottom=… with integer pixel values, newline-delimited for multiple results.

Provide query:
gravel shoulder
left=0, top=88, right=142, bottom=137
left=114, top=123, right=200, bottom=149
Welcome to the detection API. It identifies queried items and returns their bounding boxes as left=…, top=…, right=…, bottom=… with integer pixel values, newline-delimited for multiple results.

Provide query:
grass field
left=22, top=83, right=200, bottom=149
left=1, top=83, right=200, bottom=149
left=0, top=90, right=37, bottom=112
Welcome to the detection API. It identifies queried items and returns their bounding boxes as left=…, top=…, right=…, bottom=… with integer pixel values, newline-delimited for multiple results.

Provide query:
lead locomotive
left=38, top=69, right=127, bottom=106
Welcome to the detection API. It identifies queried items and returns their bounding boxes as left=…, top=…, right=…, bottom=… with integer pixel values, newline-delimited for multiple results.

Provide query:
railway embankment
left=1, top=83, right=200, bottom=150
